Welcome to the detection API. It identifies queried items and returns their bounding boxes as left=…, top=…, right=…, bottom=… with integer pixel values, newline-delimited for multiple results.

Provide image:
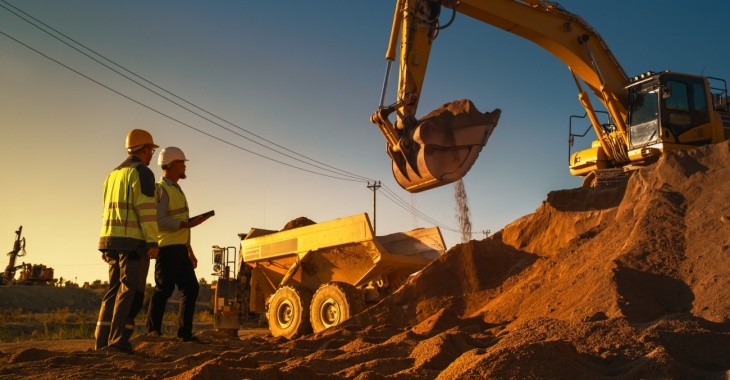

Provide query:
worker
left=96, top=129, right=160, bottom=353
left=145, top=146, right=211, bottom=342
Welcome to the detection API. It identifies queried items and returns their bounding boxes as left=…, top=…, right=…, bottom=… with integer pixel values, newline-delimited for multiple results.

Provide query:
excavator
left=371, top=0, right=730, bottom=191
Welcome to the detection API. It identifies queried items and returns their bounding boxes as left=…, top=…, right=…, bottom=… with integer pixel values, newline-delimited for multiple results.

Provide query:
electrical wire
left=0, top=0, right=373, bottom=183
left=0, top=29, right=365, bottom=182
left=0, top=2, right=490, bottom=236
left=380, top=184, right=484, bottom=235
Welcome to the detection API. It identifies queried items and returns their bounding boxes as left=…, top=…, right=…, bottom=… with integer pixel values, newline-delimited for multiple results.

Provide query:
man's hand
left=186, top=214, right=212, bottom=228
left=148, top=247, right=159, bottom=260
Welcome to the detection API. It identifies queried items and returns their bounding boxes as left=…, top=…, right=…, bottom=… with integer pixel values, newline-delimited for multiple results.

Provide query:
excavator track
left=583, top=168, right=632, bottom=188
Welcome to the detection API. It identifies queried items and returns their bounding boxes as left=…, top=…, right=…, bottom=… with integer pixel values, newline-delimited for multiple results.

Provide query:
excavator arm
left=372, top=0, right=632, bottom=192
left=372, top=0, right=502, bottom=193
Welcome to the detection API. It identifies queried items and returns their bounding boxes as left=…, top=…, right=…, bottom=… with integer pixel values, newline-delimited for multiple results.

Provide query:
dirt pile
left=281, top=217, right=316, bottom=231
left=1, top=141, right=729, bottom=379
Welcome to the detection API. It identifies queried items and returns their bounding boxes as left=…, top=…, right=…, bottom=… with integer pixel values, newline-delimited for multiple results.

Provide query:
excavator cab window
left=660, top=76, right=710, bottom=141
left=629, top=87, right=659, bottom=125
left=627, top=83, right=661, bottom=148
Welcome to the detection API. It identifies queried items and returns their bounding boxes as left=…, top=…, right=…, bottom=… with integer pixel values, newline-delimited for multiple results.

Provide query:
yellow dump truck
left=211, top=213, right=445, bottom=338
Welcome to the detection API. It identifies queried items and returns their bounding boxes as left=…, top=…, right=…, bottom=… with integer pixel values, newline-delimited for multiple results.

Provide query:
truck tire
left=310, top=282, right=365, bottom=333
left=267, top=285, right=312, bottom=339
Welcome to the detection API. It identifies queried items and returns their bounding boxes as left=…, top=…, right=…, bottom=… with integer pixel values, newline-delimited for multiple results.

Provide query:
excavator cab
left=372, top=0, right=500, bottom=193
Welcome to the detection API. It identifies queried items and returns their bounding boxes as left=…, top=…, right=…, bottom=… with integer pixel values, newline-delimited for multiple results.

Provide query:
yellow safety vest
left=157, top=179, right=190, bottom=247
left=99, top=157, right=159, bottom=251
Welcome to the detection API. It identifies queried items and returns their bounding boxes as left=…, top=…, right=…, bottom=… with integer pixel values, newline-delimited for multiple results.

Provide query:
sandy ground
left=1, top=139, right=729, bottom=379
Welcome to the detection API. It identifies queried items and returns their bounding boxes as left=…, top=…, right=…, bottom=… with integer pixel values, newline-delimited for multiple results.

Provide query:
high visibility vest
left=99, top=157, right=159, bottom=251
left=157, top=179, right=190, bottom=247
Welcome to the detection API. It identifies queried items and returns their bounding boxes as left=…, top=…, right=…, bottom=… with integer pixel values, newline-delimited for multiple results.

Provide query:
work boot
left=103, top=343, right=134, bottom=354
left=120, top=324, right=135, bottom=344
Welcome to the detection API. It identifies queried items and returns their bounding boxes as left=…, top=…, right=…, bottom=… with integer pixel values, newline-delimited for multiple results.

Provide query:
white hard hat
left=158, top=146, right=188, bottom=166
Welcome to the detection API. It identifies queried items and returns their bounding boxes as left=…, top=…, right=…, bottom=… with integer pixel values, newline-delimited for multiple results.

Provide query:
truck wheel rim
left=319, top=297, right=340, bottom=328
left=276, top=299, right=294, bottom=328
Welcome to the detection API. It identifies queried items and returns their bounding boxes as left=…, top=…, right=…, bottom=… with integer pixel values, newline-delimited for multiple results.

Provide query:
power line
left=380, top=185, right=446, bottom=227
left=0, top=2, right=491, bottom=236
left=380, top=184, right=484, bottom=235
left=0, top=28, right=367, bottom=182
left=0, top=0, right=373, bottom=183
left=383, top=184, right=490, bottom=236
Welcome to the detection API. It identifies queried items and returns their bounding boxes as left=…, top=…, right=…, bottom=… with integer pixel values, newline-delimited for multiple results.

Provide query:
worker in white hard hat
left=96, top=129, right=159, bottom=353
left=145, top=147, right=212, bottom=343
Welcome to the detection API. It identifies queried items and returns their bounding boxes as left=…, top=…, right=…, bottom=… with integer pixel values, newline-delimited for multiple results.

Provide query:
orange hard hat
left=125, top=129, right=159, bottom=150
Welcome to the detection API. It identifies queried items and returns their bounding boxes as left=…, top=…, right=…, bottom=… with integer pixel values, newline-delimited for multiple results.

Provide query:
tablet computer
left=189, top=210, right=214, bottom=221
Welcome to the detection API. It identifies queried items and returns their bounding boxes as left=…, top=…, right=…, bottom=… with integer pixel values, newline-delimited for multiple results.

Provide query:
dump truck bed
left=241, top=213, right=445, bottom=302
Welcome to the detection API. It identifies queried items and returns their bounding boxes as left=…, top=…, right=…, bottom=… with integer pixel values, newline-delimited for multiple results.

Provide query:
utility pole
left=367, top=181, right=381, bottom=234
left=483, top=229, right=491, bottom=238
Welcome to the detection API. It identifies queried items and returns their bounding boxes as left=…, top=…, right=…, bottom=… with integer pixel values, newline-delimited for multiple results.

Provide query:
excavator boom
left=372, top=0, right=501, bottom=193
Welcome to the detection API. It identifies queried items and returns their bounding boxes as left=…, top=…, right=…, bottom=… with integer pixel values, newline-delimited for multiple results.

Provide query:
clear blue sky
left=1, top=1, right=729, bottom=285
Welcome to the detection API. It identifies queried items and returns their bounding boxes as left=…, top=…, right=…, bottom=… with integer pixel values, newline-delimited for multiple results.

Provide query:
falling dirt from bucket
left=454, top=179, right=472, bottom=243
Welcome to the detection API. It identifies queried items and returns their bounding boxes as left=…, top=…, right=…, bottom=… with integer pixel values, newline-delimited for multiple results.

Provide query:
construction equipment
left=2, top=226, right=26, bottom=285
left=372, top=0, right=730, bottom=190
left=16, top=263, right=55, bottom=285
left=211, top=213, right=445, bottom=338
left=2, top=226, right=55, bottom=286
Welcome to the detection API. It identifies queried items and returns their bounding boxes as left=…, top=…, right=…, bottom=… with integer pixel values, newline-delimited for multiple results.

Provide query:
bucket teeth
left=389, top=101, right=501, bottom=193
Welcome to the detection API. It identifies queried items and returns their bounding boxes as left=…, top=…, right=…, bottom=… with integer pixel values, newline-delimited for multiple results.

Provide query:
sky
left=1, top=1, right=729, bottom=286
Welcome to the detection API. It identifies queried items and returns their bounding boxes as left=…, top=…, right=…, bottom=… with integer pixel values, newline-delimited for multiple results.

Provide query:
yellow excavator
left=372, top=0, right=730, bottom=191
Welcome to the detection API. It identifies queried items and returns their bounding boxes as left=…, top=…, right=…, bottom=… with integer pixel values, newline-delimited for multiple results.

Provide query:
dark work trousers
left=95, top=248, right=150, bottom=350
left=145, top=244, right=199, bottom=339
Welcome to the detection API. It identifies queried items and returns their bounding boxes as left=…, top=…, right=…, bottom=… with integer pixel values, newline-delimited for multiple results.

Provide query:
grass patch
left=0, top=308, right=213, bottom=343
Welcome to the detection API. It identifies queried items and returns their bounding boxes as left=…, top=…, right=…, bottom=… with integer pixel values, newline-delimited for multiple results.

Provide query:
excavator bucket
left=379, top=99, right=501, bottom=193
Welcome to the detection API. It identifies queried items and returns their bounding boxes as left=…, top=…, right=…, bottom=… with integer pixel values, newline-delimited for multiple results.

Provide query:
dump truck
left=211, top=213, right=446, bottom=338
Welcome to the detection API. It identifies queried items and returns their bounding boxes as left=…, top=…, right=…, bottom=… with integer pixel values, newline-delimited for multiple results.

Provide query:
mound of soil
left=1, top=141, right=729, bottom=379
left=281, top=217, right=316, bottom=231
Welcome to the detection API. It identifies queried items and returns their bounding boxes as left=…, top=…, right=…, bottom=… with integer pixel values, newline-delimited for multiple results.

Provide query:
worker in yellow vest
left=96, top=129, right=159, bottom=353
left=146, top=146, right=212, bottom=342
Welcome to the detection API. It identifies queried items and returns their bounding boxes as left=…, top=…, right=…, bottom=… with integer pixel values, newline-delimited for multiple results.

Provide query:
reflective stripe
left=139, top=215, right=157, bottom=223
left=100, top=162, right=159, bottom=247
left=136, top=202, right=157, bottom=211
left=168, top=207, right=189, bottom=216
left=106, top=202, right=132, bottom=210
left=97, top=321, right=112, bottom=326
left=158, top=180, right=190, bottom=247
left=104, top=219, right=140, bottom=229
